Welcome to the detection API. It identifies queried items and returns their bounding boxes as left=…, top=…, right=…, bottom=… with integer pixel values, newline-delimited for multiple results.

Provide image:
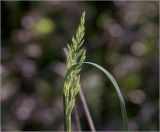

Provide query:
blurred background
left=1, top=1, right=159, bottom=131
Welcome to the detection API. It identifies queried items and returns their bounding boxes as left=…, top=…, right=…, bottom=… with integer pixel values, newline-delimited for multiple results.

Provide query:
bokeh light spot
left=32, top=18, right=55, bottom=35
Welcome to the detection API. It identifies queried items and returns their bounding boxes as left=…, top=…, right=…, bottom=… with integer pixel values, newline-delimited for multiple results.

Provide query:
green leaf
left=84, top=62, right=128, bottom=131
left=65, top=61, right=129, bottom=131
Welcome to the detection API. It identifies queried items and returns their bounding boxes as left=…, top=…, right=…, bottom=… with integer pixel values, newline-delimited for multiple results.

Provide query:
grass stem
left=79, top=88, right=96, bottom=132
left=74, top=104, right=82, bottom=131
left=63, top=94, right=67, bottom=131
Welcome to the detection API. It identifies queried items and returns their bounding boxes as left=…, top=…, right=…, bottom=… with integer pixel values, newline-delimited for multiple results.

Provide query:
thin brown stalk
left=74, top=104, right=82, bottom=131
left=79, top=88, right=96, bottom=132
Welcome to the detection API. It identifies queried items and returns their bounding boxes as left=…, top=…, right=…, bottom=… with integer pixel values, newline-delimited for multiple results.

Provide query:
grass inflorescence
left=63, top=11, right=128, bottom=132
left=63, top=12, right=86, bottom=132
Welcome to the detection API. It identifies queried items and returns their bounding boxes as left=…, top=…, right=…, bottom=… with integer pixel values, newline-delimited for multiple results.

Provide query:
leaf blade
left=64, top=62, right=129, bottom=130
left=84, top=62, right=128, bottom=131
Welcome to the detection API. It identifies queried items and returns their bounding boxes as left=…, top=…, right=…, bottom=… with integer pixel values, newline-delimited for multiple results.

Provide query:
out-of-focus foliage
left=1, top=1, right=159, bottom=131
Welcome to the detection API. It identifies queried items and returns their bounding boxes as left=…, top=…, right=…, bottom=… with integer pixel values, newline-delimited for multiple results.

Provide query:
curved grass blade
left=84, top=62, right=128, bottom=131
left=65, top=62, right=129, bottom=131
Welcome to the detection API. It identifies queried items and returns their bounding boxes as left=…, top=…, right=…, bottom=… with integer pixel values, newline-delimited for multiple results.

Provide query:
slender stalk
left=69, top=116, right=71, bottom=131
left=66, top=116, right=71, bottom=132
left=63, top=94, right=67, bottom=131
left=63, top=90, right=71, bottom=131
left=65, top=96, right=71, bottom=132
left=79, top=88, right=96, bottom=132
left=74, top=104, right=82, bottom=131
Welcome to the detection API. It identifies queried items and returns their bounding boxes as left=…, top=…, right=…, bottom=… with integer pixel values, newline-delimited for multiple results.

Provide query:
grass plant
left=63, top=12, right=128, bottom=132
